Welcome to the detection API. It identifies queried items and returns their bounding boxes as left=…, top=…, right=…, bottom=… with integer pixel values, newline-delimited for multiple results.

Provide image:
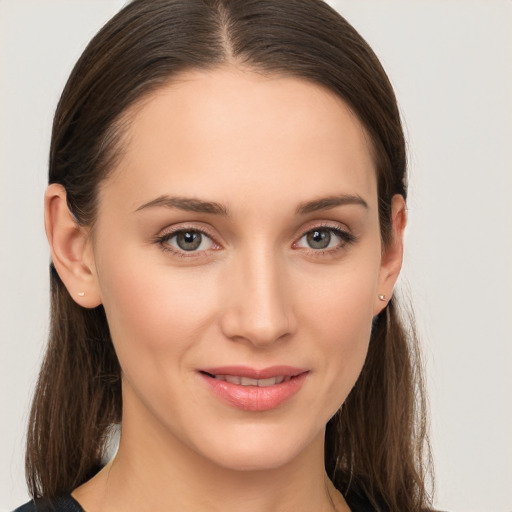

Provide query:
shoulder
left=12, top=495, right=84, bottom=512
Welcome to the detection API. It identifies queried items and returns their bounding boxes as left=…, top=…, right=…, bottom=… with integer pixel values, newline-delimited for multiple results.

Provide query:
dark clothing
left=13, top=496, right=83, bottom=512
left=346, top=491, right=379, bottom=511
left=14, top=492, right=378, bottom=511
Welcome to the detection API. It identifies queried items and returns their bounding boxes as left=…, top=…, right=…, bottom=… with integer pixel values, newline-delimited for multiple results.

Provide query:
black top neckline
left=15, top=491, right=377, bottom=512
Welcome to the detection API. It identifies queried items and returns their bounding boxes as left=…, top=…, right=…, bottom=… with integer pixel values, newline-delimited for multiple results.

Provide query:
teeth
left=224, top=375, right=241, bottom=385
left=214, top=375, right=291, bottom=387
left=258, top=377, right=278, bottom=387
left=240, top=377, right=259, bottom=386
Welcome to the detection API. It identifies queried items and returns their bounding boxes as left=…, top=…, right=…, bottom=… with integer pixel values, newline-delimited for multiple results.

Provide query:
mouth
left=201, top=373, right=293, bottom=387
left=198, top=366, right=309, bottom=411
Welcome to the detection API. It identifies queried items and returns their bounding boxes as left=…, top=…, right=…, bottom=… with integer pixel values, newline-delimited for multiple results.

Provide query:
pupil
left=307, top=230, right=331, bottom=249
left=177, top=231, right=201, bottom=251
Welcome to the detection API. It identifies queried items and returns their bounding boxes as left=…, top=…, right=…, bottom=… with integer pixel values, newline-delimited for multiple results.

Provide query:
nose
left=219, top=247, right=296, bottom=347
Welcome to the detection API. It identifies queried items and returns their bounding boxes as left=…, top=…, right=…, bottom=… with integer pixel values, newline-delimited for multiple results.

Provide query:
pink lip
left=198, top=365, right=309, bottom=412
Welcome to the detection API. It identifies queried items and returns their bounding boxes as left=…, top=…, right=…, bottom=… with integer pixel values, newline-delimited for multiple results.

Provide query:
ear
left=44, top=183, right=102, bottom=308
left=373, top=194, right=407, bottom=315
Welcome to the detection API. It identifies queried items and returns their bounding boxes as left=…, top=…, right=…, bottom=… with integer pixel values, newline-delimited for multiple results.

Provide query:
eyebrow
left=295, top=194, right=368, bottom=215
left=134, top=193, right=368, bottom=216
left=134, top=195, right=230, bottom=215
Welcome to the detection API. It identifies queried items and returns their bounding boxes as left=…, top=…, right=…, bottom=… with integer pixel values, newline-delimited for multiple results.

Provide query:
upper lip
left=199, top=365, right=308, bottom=379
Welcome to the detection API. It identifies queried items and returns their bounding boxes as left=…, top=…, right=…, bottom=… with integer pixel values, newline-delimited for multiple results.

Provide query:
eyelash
left=154, top=223, right=356, bottom=258
left=154, top=226, right=220, bottom=259
left=293, top=223, right=357, bottom=256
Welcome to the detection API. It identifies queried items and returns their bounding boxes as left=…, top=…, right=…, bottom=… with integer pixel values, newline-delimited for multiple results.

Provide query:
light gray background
left=1, top=1, right=511, bottom=511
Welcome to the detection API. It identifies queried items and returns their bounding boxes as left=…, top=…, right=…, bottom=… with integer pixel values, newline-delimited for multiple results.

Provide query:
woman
left=15, top=0, right=433, bottom=511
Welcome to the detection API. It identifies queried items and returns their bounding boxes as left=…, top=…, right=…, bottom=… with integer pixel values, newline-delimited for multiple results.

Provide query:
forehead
left=101, top=66, right=377, bottom=213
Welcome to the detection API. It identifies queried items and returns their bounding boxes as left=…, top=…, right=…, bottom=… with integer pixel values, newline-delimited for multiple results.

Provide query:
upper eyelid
left=158, top=221, right=349, bottom=236
left=295, top=220, right=352, bottom=237
left=158, top=223, right=217, bottom=240
left=295, top=225, right=355, bottom=245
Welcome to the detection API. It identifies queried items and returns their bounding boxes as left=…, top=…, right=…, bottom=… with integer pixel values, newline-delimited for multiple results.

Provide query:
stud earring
left=378, top=294, right=386, bottom=301
left=77, top=291, right=85, bottom=297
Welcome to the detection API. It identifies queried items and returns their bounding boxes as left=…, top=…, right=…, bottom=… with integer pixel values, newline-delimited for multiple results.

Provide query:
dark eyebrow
left=134, top=195, right=230, bottom=216
left=296, top=194, right=369, bottom=215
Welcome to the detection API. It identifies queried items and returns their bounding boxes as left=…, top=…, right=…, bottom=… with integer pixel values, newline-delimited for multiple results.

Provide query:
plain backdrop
left=1, top=1, right=511, bottom=511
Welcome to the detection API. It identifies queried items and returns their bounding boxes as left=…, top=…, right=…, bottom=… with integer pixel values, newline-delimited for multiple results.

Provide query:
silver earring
left=77, top=291, right=85, bottom=297
left=378, top=294, right=386, bottom=301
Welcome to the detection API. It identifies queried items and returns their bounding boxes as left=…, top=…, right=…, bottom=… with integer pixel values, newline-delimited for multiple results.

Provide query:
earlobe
left=373, top=194, right=407, bottom=315
left=44, top=184, right=102, bottom=308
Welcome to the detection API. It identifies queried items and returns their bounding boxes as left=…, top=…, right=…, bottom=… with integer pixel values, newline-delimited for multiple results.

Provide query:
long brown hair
left=26, top=1, right=433, bottom=510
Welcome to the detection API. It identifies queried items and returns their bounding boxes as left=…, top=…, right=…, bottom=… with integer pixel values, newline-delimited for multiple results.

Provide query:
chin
left=207, top=448, right=300, bottom=473
left=191, top=422, right=322, bottom=473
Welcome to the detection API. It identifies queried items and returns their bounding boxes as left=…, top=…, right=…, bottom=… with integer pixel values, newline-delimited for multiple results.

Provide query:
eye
left=160, top=229, right=215, bottom=253
left=295, top=226, right=355, bottom=251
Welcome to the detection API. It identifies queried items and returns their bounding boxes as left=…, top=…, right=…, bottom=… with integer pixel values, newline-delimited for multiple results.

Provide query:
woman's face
left=85, top=67, right=400, bottom=471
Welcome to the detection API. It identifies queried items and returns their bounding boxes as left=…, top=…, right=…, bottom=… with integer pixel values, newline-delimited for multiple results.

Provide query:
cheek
left=95, top=250, right=223, bottom=427
left=96, top=247, right=219, bottom=361
left=301, top=251, right=380, bottom=337
left=320, top=287, right=373, bottom=379
left=298, top=256, right=380, bottom=410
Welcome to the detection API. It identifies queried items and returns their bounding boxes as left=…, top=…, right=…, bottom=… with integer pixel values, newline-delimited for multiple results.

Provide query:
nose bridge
left=220, top=243, right=294, bottom=346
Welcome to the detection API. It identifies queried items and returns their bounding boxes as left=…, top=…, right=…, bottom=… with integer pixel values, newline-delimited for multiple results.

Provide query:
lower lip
left=200, top=372, right=308, bottom=411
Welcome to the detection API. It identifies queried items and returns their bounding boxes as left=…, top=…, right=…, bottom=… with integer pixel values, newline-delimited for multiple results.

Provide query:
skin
left=45, top=66, right=406, bottom=512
